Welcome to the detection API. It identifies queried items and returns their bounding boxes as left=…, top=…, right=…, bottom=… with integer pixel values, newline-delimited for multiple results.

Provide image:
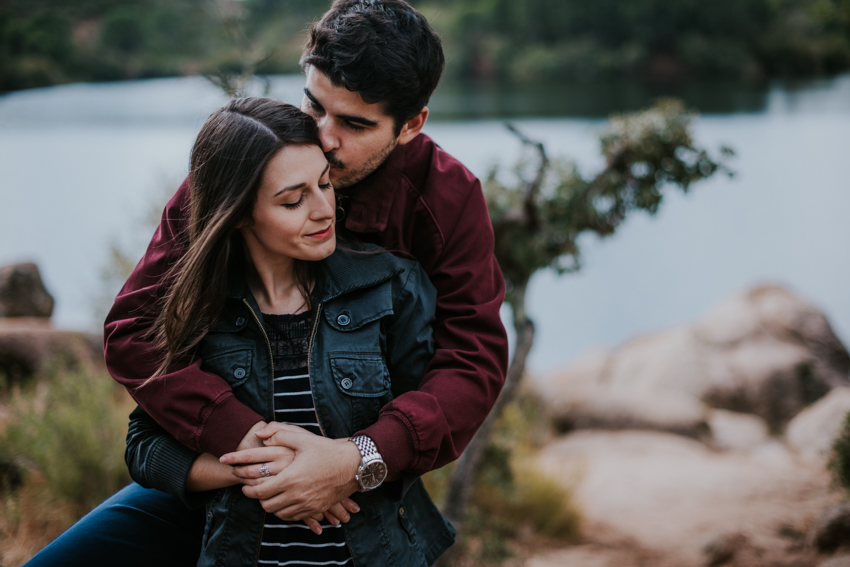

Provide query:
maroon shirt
left=104, top=133, right=508, bottom=476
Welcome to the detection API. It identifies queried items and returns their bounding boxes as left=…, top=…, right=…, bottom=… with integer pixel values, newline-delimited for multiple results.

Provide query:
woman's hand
left=220, top=423, right=361, bottom=534
left=226, top=422, right=362, bottom=523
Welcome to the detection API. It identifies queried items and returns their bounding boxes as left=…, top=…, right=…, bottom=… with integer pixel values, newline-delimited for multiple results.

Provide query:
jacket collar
left=224, top=245, right=403, bottom=304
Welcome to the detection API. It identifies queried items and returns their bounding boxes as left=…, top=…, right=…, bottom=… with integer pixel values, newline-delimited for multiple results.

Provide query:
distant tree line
left=2, top=0, right=849, bottom=91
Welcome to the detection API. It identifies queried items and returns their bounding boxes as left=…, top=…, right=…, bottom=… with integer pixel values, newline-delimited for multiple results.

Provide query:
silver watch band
left=350, top=435, right=380, bottom=460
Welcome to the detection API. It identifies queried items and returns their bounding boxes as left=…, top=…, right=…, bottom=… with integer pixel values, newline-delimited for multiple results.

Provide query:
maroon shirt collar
left=343, top=140, right=408, bottom=234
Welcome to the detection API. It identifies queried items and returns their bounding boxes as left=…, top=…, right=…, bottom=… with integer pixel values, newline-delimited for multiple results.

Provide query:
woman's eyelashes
left=281, top=181, right=331, bottom=209
left=282, top=194, right=305, bottom=209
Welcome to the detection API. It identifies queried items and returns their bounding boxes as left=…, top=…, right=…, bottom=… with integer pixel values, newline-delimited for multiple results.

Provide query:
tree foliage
left=2, top=0, right=850, bottom=92
left=438, top=100, right=733, bottom=564
left=488, top=99, right=733, bottom=298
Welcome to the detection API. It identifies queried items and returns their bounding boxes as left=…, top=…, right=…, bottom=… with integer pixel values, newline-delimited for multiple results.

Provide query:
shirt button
left=235, top=317, right=246, bottom=326
left=233, top=367, right=246, bottom=379
left=399, top=507, right=405, bottom=516
left=337, top=314, right=351, bottom=326
left=340, top=377, right=353, bottom=390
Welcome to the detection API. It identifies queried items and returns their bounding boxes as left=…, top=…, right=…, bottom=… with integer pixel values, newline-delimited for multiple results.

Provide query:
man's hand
left=230, top=422, right=362, bottom=523
left=220, top=422, right=361, bottom=534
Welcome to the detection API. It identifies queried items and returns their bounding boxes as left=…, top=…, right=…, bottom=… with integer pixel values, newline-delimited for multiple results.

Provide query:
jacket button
left=337, top=314, right=351, bottom=326
left=340, top=377, right=353, bottom=390
left=399, top=507, right=405, bottom=516
left=235, top=317, right=246, bottom=326
left=234, top=367, right=246, bottom=379
left=383, top=379, right=390, bottom=388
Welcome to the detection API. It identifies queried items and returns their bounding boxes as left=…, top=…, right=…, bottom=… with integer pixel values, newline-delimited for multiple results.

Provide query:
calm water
left=1, top=75, right=849, bottom=375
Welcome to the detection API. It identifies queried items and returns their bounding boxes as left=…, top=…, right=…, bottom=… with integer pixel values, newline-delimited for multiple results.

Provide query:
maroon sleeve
left=360, top=169, right=509, bottom=475
left=103, top=179, right=263, bottom=456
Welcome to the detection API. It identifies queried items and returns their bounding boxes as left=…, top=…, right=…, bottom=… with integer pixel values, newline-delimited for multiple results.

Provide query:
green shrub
left=423, top=392, right=580, bottom=565
left=0, top=364, right=133, bottom=519
left=830, top=410, right=850, bottom=495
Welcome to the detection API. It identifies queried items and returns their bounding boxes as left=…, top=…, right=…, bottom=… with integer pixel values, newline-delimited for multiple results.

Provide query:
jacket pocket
left=329, top=353, right=390, bottom=432
left=200, top=347, right=253, bottom=388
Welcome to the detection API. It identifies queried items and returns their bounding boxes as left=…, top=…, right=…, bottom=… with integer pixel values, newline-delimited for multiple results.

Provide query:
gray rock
left=786, top=388, right=850, bottom=462
left=818, top=556, right=850, bottom=567
left=0, top=262, right=54, bottom=318
left=702, top=532, right=748, bottom=566
left=707, top=410, right=769, bottom=450
left=540, top=285, right=850, bottom=437
left=0, top=319, right=102, bottom=384
left=807, top=502, right=850, bottom=552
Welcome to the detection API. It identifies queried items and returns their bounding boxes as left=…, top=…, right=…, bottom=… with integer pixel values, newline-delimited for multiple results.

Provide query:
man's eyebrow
left=304, top=87, right=379, bottom=128
left=303, top=88, right=323, bottom=111
left=338, top=113, right=378, bottom=127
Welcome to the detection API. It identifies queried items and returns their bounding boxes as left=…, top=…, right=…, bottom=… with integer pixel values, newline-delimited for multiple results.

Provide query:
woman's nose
left=311, top=187, right=336, bottom=219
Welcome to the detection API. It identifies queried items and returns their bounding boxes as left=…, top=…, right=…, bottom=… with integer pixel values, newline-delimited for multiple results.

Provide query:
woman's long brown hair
left=146, top=98, right=322, bottom=380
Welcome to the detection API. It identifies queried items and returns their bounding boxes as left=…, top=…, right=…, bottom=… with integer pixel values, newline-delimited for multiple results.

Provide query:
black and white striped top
left=258, top=311, right=353, bottom=567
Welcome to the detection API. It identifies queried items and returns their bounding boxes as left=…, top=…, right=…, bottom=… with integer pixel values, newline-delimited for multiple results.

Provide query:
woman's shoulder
left=316, top=243, right=426, bottom=301
left=328, top=242, right=420, bottom=276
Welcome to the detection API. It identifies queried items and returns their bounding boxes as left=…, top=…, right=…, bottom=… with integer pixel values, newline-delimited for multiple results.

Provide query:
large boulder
left=0, top=318, right=103, bottom=384
left=807, top=502, right=850, bottom=552
left=540, top=286, right=850, bottom=437
left=0, top=263, right=55, bottom=318
left=786, top=387, right=850, bottom=462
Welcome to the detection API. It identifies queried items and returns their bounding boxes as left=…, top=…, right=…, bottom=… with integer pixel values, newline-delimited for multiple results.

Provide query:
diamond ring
left=259, top=463, right=270, bottom=477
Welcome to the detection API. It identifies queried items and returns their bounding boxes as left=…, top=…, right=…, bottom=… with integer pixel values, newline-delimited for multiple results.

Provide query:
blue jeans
left=24, top=482, right=204, bottom=567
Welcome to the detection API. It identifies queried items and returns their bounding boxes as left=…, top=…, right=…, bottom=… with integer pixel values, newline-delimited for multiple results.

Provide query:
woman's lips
left=307, top=225, right=334, bottom=239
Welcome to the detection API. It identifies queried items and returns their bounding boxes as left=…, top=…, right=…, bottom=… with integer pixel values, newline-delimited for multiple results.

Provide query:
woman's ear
left=397, top=107, right=429, bottom=146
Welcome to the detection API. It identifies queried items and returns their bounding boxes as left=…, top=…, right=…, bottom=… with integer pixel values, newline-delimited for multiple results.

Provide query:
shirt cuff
left=357, top=413, right=415, bottom=476
left=198, top=394, right=264, bottom=457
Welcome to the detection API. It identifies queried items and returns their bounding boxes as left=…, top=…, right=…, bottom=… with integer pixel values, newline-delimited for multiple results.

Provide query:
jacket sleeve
left=124, top=405, right=213, bottom=509
left=104, top=178, right=264, bottom=456
left=359, top=172, right=509, bottom=477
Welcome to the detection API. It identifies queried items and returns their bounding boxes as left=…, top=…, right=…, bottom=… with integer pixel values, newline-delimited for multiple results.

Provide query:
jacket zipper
left=241, top=298, right=274, bottom=566
left=306, top=302, right=326, bottom=437
left=306, top=302, right=358, bottom=566
left=245, top=299, right=358, bottom=566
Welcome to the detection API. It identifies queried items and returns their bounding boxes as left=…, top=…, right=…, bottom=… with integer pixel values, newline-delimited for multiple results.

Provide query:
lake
left=1, top=74, right=849, bottom=375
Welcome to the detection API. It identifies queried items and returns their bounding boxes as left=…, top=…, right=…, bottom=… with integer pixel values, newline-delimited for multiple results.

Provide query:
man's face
left=300, top=66, right=400, bottom=189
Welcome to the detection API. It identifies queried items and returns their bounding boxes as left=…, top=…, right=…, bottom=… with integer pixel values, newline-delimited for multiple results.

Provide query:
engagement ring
left=259, top=463, right=270, bottom=477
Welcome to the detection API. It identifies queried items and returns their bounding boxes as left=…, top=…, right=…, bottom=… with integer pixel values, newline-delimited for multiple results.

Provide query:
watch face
left=360, top=461, right=388, bottom=488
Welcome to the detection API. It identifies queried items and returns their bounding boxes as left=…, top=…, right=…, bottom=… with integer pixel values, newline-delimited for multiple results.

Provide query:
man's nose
left=317, top=119, right=340, bottom=153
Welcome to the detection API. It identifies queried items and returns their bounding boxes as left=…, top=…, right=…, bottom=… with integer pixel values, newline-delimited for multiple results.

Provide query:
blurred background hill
left=2, top=0, right=850, bottom=93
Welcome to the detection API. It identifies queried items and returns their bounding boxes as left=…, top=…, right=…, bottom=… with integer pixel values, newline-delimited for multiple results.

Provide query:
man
left=25, top=1, right=507, bottom=565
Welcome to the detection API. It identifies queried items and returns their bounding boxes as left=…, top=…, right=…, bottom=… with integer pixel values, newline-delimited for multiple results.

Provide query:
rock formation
left=0, top=262, right=55, bottom=318
left=531, top=285, right=850, bottom=567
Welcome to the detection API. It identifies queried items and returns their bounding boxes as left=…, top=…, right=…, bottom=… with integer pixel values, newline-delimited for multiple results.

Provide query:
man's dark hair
left=301, top=0, right=445, bottom=134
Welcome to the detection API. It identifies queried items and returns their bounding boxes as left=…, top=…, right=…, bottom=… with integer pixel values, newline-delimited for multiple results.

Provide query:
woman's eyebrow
left=273, top=182, right=305, bottom=197
left=272, top=164, right=329, bottom=197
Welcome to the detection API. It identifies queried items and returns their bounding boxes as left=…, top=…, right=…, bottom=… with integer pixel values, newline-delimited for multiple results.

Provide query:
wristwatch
left=350, top=435, right=388, bottom=491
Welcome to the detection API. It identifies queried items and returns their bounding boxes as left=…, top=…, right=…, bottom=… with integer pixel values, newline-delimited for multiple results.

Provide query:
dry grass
left=423, top=391, right=581, bottom=565
left=0, top=364, right=135, bottom=566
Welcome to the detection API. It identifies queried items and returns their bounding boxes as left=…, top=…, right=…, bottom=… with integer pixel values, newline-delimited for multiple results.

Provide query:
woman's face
left=240, top=144, right=336, bottom=268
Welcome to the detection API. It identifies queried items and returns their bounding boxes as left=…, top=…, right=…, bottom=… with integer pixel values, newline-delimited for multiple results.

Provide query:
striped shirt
left=258, top=311, right=352, bottom=567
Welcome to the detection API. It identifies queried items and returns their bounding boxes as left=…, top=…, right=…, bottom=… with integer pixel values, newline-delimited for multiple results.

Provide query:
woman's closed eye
left=282, top=194, right=305, bottom=209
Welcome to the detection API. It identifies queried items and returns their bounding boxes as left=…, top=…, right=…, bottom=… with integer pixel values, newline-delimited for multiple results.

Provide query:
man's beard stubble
left=325, top=137, right=397, bottom=191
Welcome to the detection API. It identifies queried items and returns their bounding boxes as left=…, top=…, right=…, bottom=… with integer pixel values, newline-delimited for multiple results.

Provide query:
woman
left=124, top=97, right=454, bottom=566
